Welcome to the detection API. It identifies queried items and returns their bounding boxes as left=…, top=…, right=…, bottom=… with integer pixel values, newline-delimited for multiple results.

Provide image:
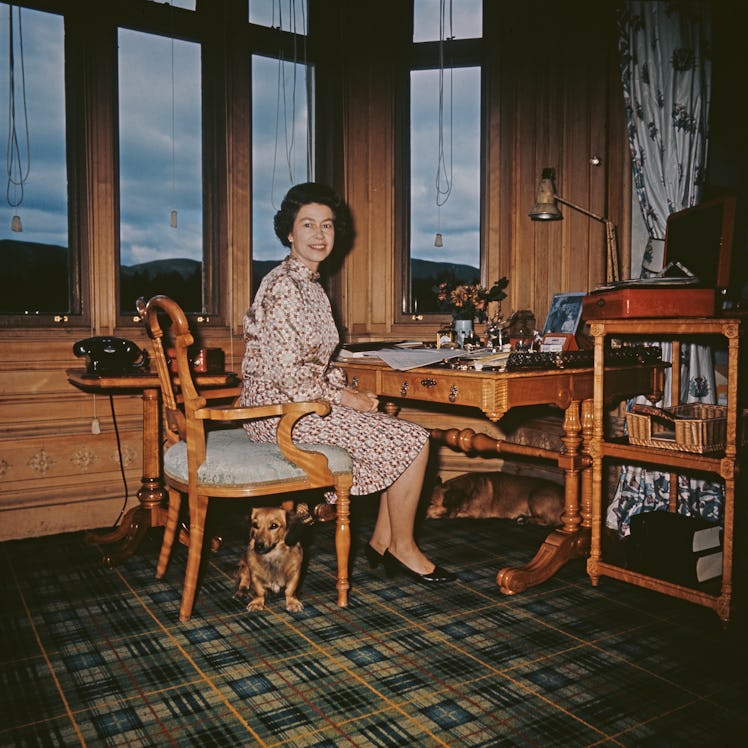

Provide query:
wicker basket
left=626, top=403, right=727, bottom=454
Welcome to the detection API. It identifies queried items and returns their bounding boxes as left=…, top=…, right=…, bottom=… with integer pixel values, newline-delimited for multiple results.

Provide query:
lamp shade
left=529, top=168, right=562, bottom=220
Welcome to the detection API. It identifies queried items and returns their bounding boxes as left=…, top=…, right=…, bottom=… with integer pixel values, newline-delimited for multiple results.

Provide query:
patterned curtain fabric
left=608, top=0, right=721, bottom=538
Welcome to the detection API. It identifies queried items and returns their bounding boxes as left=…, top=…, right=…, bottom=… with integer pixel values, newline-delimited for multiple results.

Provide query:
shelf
left=587, top=316, right=741, bottom=627
left=600, top=440, right=727, bottom=473
left=592, top=560, right=726, bottom=614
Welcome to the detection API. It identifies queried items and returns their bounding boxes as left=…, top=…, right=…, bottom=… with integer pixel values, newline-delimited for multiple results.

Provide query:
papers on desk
left=337, top=343, right=513, bottom=371
left=377, top=348, right=463, bottom=370
left=337, top=341, right=422, bottom=359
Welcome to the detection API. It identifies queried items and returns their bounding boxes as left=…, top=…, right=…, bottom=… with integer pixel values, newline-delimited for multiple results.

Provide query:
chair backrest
left=137, top=294, right=345, bottom=492
left=138, top=295, right=206, bottom=452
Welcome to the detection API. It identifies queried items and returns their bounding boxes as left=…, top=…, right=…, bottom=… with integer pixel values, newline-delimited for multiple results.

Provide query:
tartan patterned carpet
left=1, top=497, right=746, bottom=747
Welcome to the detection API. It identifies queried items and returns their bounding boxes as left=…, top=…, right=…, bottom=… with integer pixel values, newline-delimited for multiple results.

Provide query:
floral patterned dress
left=239, top=254, right=429, bottom=496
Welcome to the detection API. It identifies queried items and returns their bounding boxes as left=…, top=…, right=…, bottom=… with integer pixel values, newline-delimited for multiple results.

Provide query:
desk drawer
left=379, top=369, right=486, bottom=406
left=340, top=366, right=378, bottom=393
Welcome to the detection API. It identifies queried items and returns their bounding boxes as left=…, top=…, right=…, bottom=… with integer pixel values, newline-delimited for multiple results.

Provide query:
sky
left=1, top=0, right=483, bottom=271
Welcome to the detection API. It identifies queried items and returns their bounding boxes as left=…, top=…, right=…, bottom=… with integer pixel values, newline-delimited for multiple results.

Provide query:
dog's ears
left=284, top=510, right=310, bottom=547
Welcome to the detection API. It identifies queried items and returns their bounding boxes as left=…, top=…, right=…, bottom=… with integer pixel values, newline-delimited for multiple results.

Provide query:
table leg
left=496, top=399, right=591, bottom=594
left=86, top=386, right=167, bottom=565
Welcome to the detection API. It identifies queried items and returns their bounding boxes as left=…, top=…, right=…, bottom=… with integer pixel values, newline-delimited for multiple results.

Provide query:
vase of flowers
left=434, top=276, right=509, bottom=347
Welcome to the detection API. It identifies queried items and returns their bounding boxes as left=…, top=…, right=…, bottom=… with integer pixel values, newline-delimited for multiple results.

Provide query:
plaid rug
left=1, top=497, right=745, bottom=746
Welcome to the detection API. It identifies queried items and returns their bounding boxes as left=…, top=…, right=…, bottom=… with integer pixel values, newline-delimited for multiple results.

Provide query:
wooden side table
left=67, top=368, right=240, bottom=565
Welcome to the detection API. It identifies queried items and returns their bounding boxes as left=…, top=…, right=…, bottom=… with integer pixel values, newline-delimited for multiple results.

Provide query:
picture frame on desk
left=543, top=292, right=585, bottom=336
left=541, top=292, right=584, bottom=350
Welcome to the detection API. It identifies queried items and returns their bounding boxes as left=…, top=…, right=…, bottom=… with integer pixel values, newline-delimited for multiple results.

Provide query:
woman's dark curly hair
left=274, top=182, right=352, bottom=249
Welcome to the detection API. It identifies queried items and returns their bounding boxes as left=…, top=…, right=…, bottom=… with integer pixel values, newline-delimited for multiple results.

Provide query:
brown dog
left=233, top=507, right=307, bottom=613
left=426, top=471, right=564, bottom=527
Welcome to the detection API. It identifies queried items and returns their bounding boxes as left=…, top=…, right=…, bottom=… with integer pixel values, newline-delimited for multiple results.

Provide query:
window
left=404, top=0, right=483, bottom=316
left=409, top=66, right=481, bottom=314
left=249, top=0, right=308, bottom=34
left=118, top=28, right=203, bottom=315
left=250, top=55, right=313, bottom=294
left=0, top=5, right=69, bottom=318
left=413, top=0, right=482, bottom=42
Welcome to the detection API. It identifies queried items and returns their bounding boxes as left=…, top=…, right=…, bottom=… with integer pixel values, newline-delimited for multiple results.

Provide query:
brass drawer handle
left=420, top=378, right=437, bottom=388
left=449, top=384, right=458, bottom=403
left=400, top=381, right=409, bottom=396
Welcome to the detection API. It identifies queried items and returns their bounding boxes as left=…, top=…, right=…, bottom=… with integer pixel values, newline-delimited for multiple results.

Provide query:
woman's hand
left=340, top=387, right=379, bottom=413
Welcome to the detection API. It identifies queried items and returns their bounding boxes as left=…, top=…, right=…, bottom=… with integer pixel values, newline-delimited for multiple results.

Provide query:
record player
left=582, top=195, right=736, bottom=320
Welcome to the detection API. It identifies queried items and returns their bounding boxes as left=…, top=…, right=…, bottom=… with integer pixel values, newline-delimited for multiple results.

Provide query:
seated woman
left=239, top=181, right=455, bottom=584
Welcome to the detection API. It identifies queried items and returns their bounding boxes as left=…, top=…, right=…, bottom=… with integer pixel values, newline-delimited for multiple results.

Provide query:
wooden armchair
left=140, top=295, right=354, bottom=621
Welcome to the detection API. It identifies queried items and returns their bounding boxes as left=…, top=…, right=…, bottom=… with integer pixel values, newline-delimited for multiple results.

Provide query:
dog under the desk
left=426, top=471, right=564, bottom=526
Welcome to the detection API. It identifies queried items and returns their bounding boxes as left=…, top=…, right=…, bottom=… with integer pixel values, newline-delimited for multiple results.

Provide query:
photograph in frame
left=542, top=292, right=586, bottom=335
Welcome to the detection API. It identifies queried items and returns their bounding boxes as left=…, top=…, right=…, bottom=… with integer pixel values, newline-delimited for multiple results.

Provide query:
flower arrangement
left=433, top=276, right=508, bottom=321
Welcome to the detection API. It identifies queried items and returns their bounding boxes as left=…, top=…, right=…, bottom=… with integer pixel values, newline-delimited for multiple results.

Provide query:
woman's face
left=287, top=202, right=335, bottom=271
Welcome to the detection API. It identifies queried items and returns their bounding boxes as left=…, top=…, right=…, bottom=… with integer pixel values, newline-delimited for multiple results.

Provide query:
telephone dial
left=73, top=336, right=149, bottom=375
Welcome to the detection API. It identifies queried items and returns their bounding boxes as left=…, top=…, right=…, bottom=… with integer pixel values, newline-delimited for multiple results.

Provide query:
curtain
left=608, top=0, right=720, bottom=538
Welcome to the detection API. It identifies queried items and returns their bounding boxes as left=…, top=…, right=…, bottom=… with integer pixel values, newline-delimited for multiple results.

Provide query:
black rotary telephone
left=73, top=336, right=149, bottom=375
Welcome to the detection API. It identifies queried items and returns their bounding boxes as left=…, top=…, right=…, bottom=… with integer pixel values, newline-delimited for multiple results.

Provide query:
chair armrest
left=196, top=399, right=337, bottom=483
left=195, top=400, right=331, bottom=422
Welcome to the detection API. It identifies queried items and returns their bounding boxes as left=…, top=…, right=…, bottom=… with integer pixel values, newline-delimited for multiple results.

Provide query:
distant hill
left=1, top=239, right=68, bottom=313
left=121, top=257, right=201, bottom=282
left=3, top=241, right=478, bottom=315
left=411, top=258, right=479, bottom=283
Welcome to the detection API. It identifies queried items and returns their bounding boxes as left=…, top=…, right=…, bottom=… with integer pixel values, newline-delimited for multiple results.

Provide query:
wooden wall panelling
left=81, top=22, right=119, bottom=334
left=0, top=334, right=144, bottom=540
left=340, top=4, right=398, bottom=339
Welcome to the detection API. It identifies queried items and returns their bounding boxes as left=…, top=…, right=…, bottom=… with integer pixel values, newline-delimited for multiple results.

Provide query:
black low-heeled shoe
left=363, top=543, right=385, bottom=569
left=382, top=550, right=457, bottom=584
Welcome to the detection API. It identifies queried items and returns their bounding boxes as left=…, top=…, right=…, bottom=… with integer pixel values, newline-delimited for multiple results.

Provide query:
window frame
left=114, top=3, right=216, bottom=329
left=0, top=0, right=323, bottom=333
left=0, top=1, right=84, bottom=329
left=395, top=32, right=487, bottom=324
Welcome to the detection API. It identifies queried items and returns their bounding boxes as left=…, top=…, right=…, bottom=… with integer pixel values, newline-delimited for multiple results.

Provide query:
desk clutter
left=340, top=340, right=663, bottom=373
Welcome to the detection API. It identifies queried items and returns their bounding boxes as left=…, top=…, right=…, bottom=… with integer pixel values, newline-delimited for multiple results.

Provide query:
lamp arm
left=554, top=194, right=607, bottom=223
left=555, top=193, right=621, bottom=282
left=605, top=220, right=620, bottom=283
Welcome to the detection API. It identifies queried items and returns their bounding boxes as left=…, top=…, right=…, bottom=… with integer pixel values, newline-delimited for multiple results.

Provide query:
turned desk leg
left=496, top=398, right=591, bottom=594
left=86, top=386, right=168, bottom=566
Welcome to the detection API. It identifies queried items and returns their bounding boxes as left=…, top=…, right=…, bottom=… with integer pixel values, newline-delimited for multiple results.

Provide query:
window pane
left=413, top=0, right=482, bottom=42
left=410, top=66, right=481, bottom=313
left=251, top=54, right=312, bottom=293
left=0, top=6, right=68, bottom=315
left=118, top=29, right=202, bottom=314
left=250, top=0, right=308, bottom=35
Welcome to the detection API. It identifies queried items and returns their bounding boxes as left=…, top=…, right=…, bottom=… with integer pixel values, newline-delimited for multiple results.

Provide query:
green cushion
left=163, top=427, right=352, bottom=487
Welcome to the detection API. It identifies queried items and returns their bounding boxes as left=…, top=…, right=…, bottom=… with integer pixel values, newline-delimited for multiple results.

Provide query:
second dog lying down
left=233, top=506, right=309, bottom=613
left=426, top=471, right=564, bottom=527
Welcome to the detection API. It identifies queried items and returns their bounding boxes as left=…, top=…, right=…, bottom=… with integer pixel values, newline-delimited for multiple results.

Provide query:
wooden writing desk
left=335, top=357, right=663, bottom=593
left=67, top=368, right=240, bottom=565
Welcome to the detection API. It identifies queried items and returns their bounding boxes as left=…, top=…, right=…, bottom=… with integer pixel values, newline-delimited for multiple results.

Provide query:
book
left=627, top=511, right=723, bottom=585
left=695, top=550, right=723, bottom=583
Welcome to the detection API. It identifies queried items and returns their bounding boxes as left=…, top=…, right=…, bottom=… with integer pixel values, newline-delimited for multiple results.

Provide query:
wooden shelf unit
left=586, top=317, right=742, bottom=626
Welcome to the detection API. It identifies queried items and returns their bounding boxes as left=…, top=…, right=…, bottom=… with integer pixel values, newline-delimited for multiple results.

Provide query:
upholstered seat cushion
left=163, top=427, right=353, bottom=487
